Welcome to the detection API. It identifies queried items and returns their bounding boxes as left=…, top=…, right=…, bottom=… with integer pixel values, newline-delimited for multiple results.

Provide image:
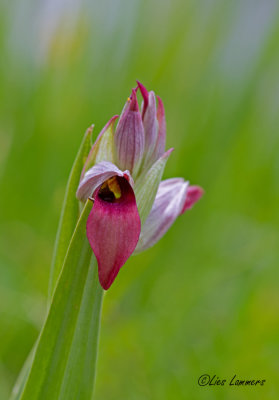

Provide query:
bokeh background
left=1, top=0, right=279, bottom=399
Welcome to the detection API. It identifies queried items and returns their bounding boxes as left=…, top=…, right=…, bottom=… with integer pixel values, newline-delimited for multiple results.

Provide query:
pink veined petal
left=153, top=95, right=166, bottom=160
left=134, top=178, right=188, bottom=253
left=76, top=161, right=133, bottom=202
left=137, top=82, right=167, bottom=167
left=86, top=177, right=141, bottom=290
left=137, top=82, right=160, bottom=167
left=137, top=80, right=149, bottom=119
left=147, top=95, right=166, bottom=166
left=114, top=89, right=145, bottom=177
left=142, top=91, right=158, bottom=164
left=181, top=185, right=204, bottom=214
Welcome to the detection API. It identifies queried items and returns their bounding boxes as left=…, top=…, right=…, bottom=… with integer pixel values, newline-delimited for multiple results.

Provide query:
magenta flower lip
left=77, top=81, right=204, bottom=289
left=86, top=176, right=141, bottom=290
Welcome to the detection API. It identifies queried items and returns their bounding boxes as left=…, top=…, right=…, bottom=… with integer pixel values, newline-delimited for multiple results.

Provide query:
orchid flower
left=76, top=82, right=203, bottom=290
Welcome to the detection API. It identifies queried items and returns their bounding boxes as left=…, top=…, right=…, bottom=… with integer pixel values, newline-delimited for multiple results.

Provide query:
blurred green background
left=1, top=0, right=279, bottom=399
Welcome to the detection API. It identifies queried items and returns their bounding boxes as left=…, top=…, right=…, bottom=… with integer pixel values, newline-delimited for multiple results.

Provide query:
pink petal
left=137, top=80, right=149, bottom=118
left=86, top=177, right=141, bottom=289
left=134, top=178, right=188, bottom=253
left=142, top=91, right=158, bottom=165
left=153, top=95, right=166, bottom=161
left=76, top=161, right=133, bottom=202
left=114, top=89, right=145, bottom=177
left=181, top=185, right=204, bottom=213
left=137, top=82, right=167, bottom=167
left=137, top=82, right=162, bottom=168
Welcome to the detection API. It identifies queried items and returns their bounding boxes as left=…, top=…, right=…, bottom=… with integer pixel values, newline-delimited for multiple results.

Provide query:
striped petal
left=152, top=96, right=166, bottom=162
left=114, top=89, right=145, bottom=178
left=135, top=179, right=203, bottom=253
left=137, top=82, right=158, bottom=166
left=137, top=82, right=166, bottom=168
left=181, top=185, right=204, bottom=213
left=76, top=161, right=133, bottom=202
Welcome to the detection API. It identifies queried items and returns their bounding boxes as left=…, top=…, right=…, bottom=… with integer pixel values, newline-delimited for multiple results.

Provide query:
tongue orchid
left=76, top=82, right=203, bottom=289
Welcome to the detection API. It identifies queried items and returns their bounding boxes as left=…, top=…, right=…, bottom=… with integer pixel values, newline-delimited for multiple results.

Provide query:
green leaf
left=135, top=149, right=172, bottom=224
left=20, top=200, right=104, bottom=400
left=82, top=117, right=117, bottom=176
left=48, top=127, right=93, bottom=302
left=58, top=257, right=103, bottom=400
left=94, top=117, right=117, bottom=164
left=10, top=129, right=93, bottom=400
left=10, top=345, right=36, bottom=400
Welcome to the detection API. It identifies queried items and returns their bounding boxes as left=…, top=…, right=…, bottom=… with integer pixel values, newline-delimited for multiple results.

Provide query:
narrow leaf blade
left=21, top=200, right=99, bottom=400
left=48, top=127, right=93, bottom=301
left=58, top=257, right=103, bottom=400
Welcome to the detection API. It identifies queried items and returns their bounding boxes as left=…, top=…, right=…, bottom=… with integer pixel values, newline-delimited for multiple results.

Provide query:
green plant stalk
left=48, top=126, right=93, bottom=303
left=10, top=129, right=93, bottom=400
left=58, top=256, right=104, bottom=400
left=10, top=345, right=36, bottom=400
left=19, top=200, right=104, bottom=400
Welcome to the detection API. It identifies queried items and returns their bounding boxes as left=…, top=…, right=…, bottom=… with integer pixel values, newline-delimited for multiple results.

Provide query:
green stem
left=10, top=345, right=36, bottom=400
left=48, top=127, right=92, bottom=303
left=12, top=261, right=104, bottom=400
left=19, top=201, right=104, bottom=400
left=58, top=257, right=104, bottom=400
left=11, top=131, right=99, bottom=400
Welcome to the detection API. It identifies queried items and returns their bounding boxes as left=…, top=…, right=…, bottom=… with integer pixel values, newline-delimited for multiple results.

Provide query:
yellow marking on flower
left=107, top=176, right=122, bottom=199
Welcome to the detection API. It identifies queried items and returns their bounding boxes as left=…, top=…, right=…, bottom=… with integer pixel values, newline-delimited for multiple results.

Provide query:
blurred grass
left=1, top=0, right=279, bottom=399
